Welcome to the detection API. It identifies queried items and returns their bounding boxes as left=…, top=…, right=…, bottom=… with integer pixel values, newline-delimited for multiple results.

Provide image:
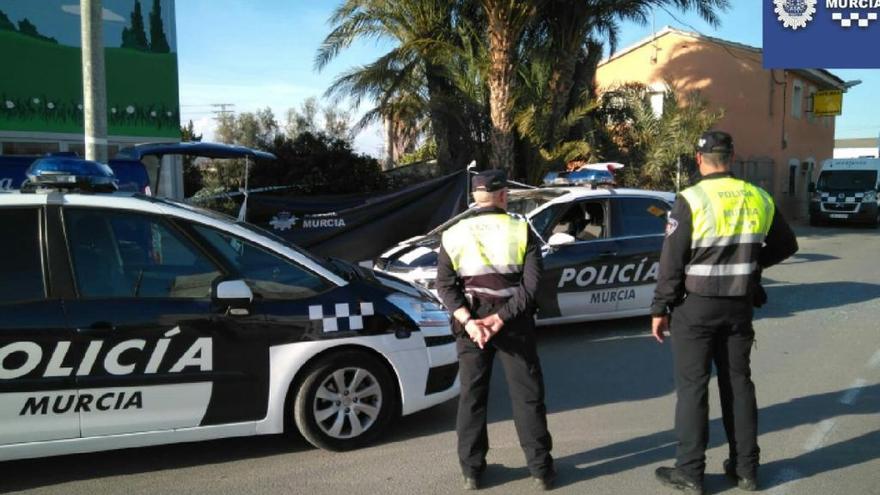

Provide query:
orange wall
left=595, top=32, right=837, bottom=218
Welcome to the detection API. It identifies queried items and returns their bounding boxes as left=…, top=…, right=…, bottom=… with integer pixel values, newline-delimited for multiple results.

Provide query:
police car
left=0, top=157, right=458, bottom=461
left=375, top=186, right=675, bottom=325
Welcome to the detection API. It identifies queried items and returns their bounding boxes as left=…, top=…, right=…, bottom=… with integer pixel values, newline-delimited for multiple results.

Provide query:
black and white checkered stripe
left=831, top=12, right=879, bottom=28
left=308, top=302, right=375, bottom=332
left=820, top=192, right=865, bottom=204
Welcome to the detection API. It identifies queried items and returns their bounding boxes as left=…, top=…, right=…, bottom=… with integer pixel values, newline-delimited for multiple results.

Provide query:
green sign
left=0, top=0, right=179, bottom=138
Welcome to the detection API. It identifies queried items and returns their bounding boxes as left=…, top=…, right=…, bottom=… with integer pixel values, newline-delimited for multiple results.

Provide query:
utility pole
left=211, top=103, right=236, bottom=121
left=81, top=0, right=108, bottom=162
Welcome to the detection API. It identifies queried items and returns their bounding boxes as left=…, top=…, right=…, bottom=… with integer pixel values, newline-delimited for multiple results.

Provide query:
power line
left=210, top=103, right=236, bottom=121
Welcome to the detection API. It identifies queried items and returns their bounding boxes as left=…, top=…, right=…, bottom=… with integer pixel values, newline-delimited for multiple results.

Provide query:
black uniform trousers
left=670, top=294, right=760, bottom=481
left=455, top=316, right=554, bottom=478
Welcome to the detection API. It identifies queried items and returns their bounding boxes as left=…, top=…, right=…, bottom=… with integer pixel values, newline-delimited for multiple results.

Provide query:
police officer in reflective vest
left=436, top=169, right=555, bottom=491
left=651, top=131, right=798, bottom=494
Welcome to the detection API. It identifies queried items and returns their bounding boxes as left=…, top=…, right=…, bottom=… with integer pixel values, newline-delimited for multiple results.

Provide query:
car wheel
left=293, top=351, right=396, bottom=451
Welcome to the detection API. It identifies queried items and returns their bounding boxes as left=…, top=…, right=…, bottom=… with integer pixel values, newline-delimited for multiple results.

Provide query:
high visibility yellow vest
left=679, top=177, right=775, bottom=297
left=441, top=212, right=529, bottom=299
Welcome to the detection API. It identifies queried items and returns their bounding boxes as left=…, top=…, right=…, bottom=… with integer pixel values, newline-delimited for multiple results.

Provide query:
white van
left=810, top=158, right=880, bottom=227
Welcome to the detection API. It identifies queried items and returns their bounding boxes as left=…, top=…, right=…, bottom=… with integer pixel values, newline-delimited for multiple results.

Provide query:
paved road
left=3, top=224, right=878, bottom=495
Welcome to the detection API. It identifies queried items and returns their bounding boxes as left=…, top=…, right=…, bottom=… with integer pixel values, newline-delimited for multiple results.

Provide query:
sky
left=175, top=0, right=880, bottom=157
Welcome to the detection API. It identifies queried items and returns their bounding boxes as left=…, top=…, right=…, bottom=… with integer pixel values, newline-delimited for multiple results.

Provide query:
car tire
left=293, top=350, right=396, bottom=451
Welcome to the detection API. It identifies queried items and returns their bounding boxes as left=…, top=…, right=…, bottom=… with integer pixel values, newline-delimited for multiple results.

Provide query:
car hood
left=328, top=257, right=437, bottom=301
left=375, top=235, right=441, bottom=273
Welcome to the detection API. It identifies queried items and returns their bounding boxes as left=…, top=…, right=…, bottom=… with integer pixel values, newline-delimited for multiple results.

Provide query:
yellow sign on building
left=813, top=91, right=843, bottom=117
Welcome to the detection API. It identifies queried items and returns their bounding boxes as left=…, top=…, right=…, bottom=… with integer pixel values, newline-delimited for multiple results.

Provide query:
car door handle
left=77, top=321, right=116, bottom=335
left=598, top=251, right=618, bottom=258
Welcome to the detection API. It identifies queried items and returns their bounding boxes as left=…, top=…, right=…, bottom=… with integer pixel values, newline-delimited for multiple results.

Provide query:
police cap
left=696, top=131, right=734, bottom=154
left=472, top=169, right=508, bottom=192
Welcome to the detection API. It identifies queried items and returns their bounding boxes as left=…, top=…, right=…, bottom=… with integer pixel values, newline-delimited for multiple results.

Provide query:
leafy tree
left=206, top=108, right=279, bottom=193
left=180, top=120, right=203, bottom=197
left=148, top=0, right=170, bottom=53
left=284, top=97, right=353, bottom=143
left=250, top=132, right=386, bottom=194
left=17, top=18, right=57, bottom=43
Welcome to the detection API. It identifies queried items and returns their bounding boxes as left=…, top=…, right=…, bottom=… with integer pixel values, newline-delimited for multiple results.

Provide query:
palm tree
left=597, top=82, right=723, bottom=190
left=316, top=0, right=475, bottom=170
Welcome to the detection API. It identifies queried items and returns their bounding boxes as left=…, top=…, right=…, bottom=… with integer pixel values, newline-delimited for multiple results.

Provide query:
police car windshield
left=426, top=190, right=565, bottom=236
left=818, top=170, right=878, bottom=191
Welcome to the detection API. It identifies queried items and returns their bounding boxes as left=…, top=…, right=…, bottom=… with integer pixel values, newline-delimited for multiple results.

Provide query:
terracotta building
left=595, top=27, right=853, bottom=219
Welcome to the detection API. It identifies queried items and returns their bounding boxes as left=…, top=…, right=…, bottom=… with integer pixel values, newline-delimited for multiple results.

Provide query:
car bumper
left=810, top=201, right=878, bottom=223
left=395, top=324, right=459, bottom=415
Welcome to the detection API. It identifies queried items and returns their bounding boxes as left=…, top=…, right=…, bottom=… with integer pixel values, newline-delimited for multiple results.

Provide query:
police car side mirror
left=214, top=279, right=253, bottom=316
left=548, top=232, right=576, bottom=246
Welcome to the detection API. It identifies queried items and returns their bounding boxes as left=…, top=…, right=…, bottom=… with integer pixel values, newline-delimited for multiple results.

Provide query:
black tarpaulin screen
left=242, top=171, right=467, bottom=262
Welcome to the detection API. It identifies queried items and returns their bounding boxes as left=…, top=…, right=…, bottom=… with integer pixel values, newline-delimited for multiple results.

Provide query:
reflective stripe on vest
left=679, top=177, right=774, bottom=297
left=441, top=213, right=528, bottom=298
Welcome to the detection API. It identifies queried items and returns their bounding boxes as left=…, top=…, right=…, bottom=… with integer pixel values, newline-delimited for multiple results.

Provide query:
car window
left=611, top=197, right=670, bottom=238
left=64, top=209, right=221, bottom=299
left=548, top=200, right=607, bottom=241
left=0, top=208, right=44, bottom=303
left=192, top=224, right=334, bottom=300
left=529, top=204, right=565, bottom=240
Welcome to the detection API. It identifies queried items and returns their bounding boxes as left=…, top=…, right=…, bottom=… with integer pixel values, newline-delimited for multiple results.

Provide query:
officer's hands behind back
left=466, top=314, right=505, bottom=349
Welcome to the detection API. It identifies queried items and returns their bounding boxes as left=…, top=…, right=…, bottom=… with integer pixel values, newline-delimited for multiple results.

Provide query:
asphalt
left=2, top=222, right=878, bottom=495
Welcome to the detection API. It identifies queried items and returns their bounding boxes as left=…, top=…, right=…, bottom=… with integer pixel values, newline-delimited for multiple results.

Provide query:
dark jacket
left=436, top=206, right=543, bottom=328
left=650, top=173, right=799, bottom=317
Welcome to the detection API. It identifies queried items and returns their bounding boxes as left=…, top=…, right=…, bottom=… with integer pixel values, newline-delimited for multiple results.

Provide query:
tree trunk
left=544, top=53, right=578, bottom=146
left=486, top=4, right=517, bottom=172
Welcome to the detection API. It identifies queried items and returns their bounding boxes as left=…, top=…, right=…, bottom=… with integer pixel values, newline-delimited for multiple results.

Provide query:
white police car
left=375, top=186, right=675, bottom=325
left=0, top=157, right=458, bottom=461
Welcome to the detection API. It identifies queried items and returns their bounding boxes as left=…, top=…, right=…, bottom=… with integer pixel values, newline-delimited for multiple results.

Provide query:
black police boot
left=655, top=467, right=705, bottom=495
left=462, top=473, right=481, bottom=491
left=723, top=459, right=758, bottom=491
left=532, top=466, right=557, bottom=491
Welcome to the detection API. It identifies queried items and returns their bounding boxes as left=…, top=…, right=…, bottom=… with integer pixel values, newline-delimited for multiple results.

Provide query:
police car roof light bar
left=22, top=157, right=118, bottom=194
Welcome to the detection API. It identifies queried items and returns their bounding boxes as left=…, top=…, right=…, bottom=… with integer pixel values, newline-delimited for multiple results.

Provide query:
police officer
left=436, top=169, right=555, bottom=491
left=651, top=131, right=798, bottom=494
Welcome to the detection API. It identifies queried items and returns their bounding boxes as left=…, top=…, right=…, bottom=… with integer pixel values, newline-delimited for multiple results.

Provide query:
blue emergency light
left=23, top=157, right=118, bottom=193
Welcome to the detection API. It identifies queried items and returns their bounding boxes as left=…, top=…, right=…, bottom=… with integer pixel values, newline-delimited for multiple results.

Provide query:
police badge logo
left=774, top=0, right=817, bottom=30
left=269, top=211, right=298, bottom=231
left=665, top=218, right=679, bottom=236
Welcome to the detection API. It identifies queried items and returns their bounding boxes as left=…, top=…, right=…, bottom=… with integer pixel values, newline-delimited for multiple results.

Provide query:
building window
left=1, top=141, right=60, bottom=156
left=791, top=80, right=803, bottom=119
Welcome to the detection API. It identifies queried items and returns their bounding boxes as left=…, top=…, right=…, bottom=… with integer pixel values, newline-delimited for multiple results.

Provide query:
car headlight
left=864, top=190, right=877, bottom=202
left=811, top=192, right=822, bottom=202
left=387, top=294, right=449, bottom=328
